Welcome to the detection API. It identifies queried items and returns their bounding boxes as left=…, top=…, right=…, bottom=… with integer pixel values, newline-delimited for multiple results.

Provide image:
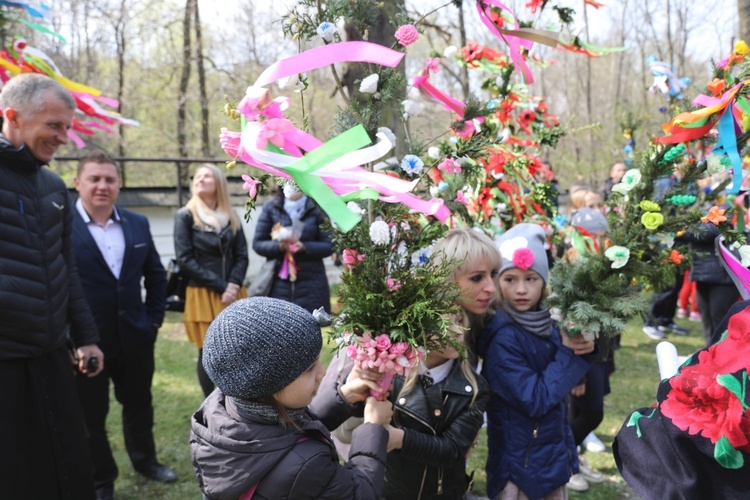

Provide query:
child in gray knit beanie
left=190, top=297, right=394, bottom=499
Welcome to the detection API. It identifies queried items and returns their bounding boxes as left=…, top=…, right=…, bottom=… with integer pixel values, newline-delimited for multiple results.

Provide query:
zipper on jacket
left=18, top=199, right=31, bottom=244
left=523, top=421, right=539, bottom=468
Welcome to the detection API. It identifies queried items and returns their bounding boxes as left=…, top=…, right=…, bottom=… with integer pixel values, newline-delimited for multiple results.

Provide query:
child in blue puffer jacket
left=476, top=224, right=598, bottom=499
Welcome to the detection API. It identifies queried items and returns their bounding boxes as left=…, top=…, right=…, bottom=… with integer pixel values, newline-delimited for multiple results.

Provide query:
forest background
left=3, top=0, right=748, bottom=189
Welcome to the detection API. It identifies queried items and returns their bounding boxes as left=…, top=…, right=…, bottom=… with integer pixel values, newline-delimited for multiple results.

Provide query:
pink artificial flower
left=345, top=344, right=359, bottom=360
left=236, top=86, right=272, bottom=120
left=374, top=334, right=392, bottom=351
left=425, top=57, right=441, bottom=73
left=342, top=249, right=365, bottom=266
left=219, top=128, right=243, bottom=158
left=512, top=248, right=535, bottom=270
left=455, top=190, right=469, bottom=206
left=437, top=158, right=462, bottom=175
left=390, top=342, right=409, bottom=356
left=395, top=24, right=419, bottom=46
left=256, top=118, right=295, bottom=149
left=386, top=278, right=402, bottom=291
left=453, top=120, right=476, bottom=139
left=241, top=175, right=261, bottom=198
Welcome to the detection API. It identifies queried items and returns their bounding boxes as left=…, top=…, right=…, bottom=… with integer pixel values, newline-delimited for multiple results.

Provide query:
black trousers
left=647, top=271, right=684, bottom=326
left=0, top=346, right=96, bottom=500
left=696, top=282, right=739, bottom=345
left=76, top=341, right=157, bottom=489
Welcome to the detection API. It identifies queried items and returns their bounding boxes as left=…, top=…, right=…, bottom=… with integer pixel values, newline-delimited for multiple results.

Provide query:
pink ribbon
left=475, top=0, right=534, bottom=83
left=413, top=74, right=466, bottom=117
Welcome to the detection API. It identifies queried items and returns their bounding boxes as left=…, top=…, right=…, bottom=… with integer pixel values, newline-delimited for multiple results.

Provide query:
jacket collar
left=0, top=133, right=43, bottom=172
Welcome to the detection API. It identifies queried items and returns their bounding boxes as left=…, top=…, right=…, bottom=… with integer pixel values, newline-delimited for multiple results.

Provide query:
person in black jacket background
left=174, top=163, right=249, bottom=396
left=252, top=182, right=334, bottom=313
left=0, top=73, right=103, bottom=499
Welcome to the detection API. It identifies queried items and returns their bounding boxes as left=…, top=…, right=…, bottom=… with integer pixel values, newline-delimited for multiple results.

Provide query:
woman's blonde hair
left=185, top=163, right=240, bottom=233
left=399, top=228, right=501, bottom=402
left=567, top=188, right=590, bottom=215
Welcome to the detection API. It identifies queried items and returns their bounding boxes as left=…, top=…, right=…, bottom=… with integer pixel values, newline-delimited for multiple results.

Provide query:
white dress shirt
left=76, top=198, right=125, bottom=279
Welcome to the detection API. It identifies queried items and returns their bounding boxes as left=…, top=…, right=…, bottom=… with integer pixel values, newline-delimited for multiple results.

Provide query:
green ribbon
left=15, top=18, right=67, bottom=44
left=285, top=125, right=373, bottom=232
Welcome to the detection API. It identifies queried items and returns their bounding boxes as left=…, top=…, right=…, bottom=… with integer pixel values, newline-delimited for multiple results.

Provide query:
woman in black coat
left=252, top=184, right=334, bottom=313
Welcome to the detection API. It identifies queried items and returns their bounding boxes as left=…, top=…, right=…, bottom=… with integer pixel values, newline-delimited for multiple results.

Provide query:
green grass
left=106, top=312, right=708, bottom=499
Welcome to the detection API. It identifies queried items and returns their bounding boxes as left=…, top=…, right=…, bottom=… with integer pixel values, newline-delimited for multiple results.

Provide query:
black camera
left=86, top=356, right=99, bottom=373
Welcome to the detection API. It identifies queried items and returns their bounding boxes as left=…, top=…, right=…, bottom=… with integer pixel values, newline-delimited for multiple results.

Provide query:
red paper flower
left=512, top=248, right=535, bottom=270
left=668, top=249, right=684, bottom=265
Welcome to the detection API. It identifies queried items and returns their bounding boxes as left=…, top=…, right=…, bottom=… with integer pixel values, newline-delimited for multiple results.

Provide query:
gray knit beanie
left=571, top=207, right=609, bottom=234
left=202, top=297, right=322, bottom=401
left=497, top=223, right=549, bottom=283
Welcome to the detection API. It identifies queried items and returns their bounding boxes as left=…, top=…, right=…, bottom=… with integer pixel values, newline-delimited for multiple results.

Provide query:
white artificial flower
left=377, top=127, right=397, bottom=148
left=369, top=220, right=391, bottom=245
left=427, top=146, right=441, bottom=159
left=611, top=169, right=642, bottom=195
left=402, top=99, right=423, bottom=119
left=739, top=245, right=750, bottom=267
left=443, top=45, right=457, bottom=58
left=495, top=203, right=508, bottom=213
left=316, top=22, right=338, bottom=42
left=359, top=74, right=379, bottom=94
left=400, top=155, right=424, bottom=176
left=411, top=244, right=434, bottom=267
left=347, top=201, right=365, bottom=215
left=277, top=74, right=299, bottom=90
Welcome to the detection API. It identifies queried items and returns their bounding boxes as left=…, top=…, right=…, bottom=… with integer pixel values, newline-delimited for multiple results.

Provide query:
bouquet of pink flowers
left=345, top=333, right=424, bottom=400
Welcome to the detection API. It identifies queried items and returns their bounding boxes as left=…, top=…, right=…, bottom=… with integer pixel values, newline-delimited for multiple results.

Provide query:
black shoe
left=135, top=463, right=178, bottom=483
left=95, top=485, right=114, bottom=500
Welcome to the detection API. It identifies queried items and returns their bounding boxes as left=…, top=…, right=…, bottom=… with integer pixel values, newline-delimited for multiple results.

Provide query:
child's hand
left=562, top=333, right=595, bottom=356
left=364, top=397, right=393, bottom=427
left=571, top=383, right=586, bottom=397
left=340, top=377, right=381, bottom=404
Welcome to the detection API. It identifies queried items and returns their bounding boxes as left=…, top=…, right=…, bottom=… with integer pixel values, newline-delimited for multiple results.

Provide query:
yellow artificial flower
left=735, top=40, right=750, bottom=56
left=641, top=212, right=664, bottom=230
left=639, top=200, right=661, bottom=212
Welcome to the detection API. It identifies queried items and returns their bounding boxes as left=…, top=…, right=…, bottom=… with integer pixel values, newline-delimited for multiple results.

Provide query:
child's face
left=273, top=355, right=326, bottom=409
left=499, top=268, right=545, bottom=312
left=585, top=192, right=602, bottom=212
left=455, top=256, right=498, bottom=316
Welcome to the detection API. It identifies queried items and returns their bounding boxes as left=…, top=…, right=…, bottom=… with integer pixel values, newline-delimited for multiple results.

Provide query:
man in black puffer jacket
left=0, top=73, right=103, bottom=499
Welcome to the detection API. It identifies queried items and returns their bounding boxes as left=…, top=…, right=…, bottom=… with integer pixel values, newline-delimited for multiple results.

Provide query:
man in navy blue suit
left=71, top=151, right=175, bottom=500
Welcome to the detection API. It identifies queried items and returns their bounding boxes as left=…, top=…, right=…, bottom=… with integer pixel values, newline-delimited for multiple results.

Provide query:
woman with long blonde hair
left=174, top=163, right=249, bottom=396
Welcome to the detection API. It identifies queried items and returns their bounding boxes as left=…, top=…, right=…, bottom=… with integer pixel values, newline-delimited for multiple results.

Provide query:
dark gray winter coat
left=190, top=389, right=387, bottom=499
left=252, top=195, right=333, bottom=312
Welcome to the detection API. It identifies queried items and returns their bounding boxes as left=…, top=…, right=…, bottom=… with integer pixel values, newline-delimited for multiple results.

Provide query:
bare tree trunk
left=116, top=0, right=127, bottom=183
left=582, top=2, right=594, bottom=169
left=666, top=0, right=674, bottom=68
left=177, top=0, right=193, bottom=206
left=741, top=0, right=750, bottom=43
left=457, top=2, right=470, bottom=102
left=194, top=0, right=211, bottom=157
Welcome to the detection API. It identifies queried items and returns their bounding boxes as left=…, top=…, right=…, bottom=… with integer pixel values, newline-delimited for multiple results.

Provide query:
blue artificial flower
left=316, top=22, right=338, bottom=43
left=486, top=98, right=500, bottom=110
left=438, top=181, right=448, bottom=192
left=400, top=154, right=424, bottom=176
left=554, top=214, right=568, bottom=228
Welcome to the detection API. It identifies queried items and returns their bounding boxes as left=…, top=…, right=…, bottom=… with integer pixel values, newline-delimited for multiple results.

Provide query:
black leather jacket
left=383, top=361, right=489, bottom=500
left=173, top=208, right=249, bottom=294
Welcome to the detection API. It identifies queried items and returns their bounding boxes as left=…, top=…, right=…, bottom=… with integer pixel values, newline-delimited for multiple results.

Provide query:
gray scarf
left=231, top=397, right=307, bottom=424
left=502, top=302, right=553, bottom=338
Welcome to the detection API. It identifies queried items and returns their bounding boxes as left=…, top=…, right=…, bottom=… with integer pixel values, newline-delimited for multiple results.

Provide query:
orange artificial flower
left=668, top=250, right=684, bottom=265
left=701, top=205, right=728, bottom=225
left=583, top=0, right=606, bottom=8
left=707, top=78, right=726, bottom=96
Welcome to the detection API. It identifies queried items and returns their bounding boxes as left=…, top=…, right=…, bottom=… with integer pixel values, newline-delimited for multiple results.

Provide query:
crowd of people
left=1, top=72, right=748, bottom=500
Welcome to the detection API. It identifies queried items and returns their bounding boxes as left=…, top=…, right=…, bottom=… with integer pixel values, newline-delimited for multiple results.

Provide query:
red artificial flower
left=583, top=0, right=606, bottom=8
left=461, top=42, right=483, bottom=66
left=707, top=78, right=727, bottom=96
left=489, top=9, right=505, bottom=29
left=518, top=109, right=537, bottom=134
left=668, top=249, right=684, bottom=265
left=525, top=0, right=544, bottom=14
left=512, top=248, right=535, bottom=269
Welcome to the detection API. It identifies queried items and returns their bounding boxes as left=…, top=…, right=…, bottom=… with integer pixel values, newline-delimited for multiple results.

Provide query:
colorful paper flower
left=455, top=190, right=469, bottom=205
left=377, top=126, right=396, bottom=147
left=707, top=78, right=727, bottom=96
left=453, top=119, right=477, bottom=139
left=241, top=175, right=261, bottom=198
left=739, top=245, right=750, bottom=267
left=347, top=201, right=365, bottom=215
left=443, top=45, right=457, bottom=58
left=386, top=278, right=403, bottom=291
left=512, top=248, right=534, bottom=270
left=437, top=158, right=462, bottom=175
left=400, top=154, right=424, bottom=176
left=605, top=245, right=630, bottom=269
left=256, top=118, right=294, bottom=149
left=342, top=248, right=365, bottom=265
left=425, top=57, right=440, bottom=73
left=735, top=40, right=749, bottom=56
left=411, top=245, right=433, bottom=267
left=359, top=74, right=379, bottom=94
left=611, top=168, right=642, bottom=195
left=427, top=146, right=441, bottom=159
left=394, top=24, right=419, bottom=46
left=369, top=220, right=391, bottom=245
left=316, top=22, right=338, bottom=43
left=402, top=99, right=423, bottom=119
left=639, top=200, right=661, bottom=212
left=701, top=206, right=728, bottom=225
left=641, top=212, right=664, bottom=230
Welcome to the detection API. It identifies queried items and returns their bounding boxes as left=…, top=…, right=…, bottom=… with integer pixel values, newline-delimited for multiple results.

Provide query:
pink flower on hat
left=512, top=248, right=535, bottom=270
left=395, top=24, right=419, bottom=46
